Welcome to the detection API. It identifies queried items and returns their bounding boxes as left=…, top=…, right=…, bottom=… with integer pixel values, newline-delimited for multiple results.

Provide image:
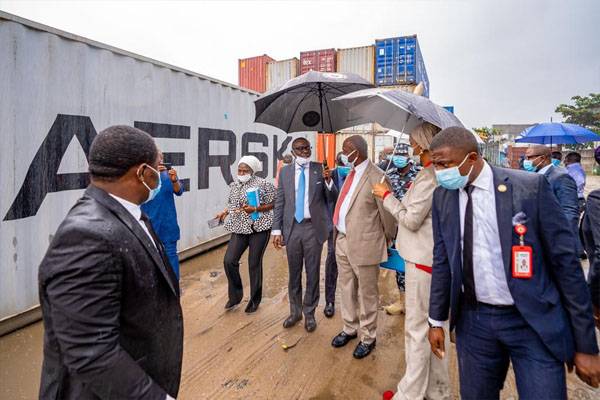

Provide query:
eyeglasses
left=293, top=145, right=312, bottom=152
left=525, top=154, right=544, bottom=160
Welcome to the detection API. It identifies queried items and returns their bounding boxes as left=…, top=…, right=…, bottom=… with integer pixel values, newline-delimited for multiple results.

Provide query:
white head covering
left=410, top=122, right=440, bottom=150
left=238, top=155, right=262, bottom=174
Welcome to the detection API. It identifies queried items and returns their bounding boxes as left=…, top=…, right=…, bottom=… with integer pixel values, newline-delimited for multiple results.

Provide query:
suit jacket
left=273, top=162, right=338, bottom=245
left=429, top=166, right=598, bottom=363
left=328, top=168, right=346, bottom=213
left=544, top=165, right=580, bottom=222
left=383, top=166, right=436, bottom=266
left=337, top=161, right=397, bottom=266
left=38, top=185, right=183, bottom=399
left=581, top=189, right=600, bottom=308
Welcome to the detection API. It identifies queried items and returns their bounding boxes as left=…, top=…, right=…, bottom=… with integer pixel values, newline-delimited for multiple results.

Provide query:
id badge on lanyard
left=512, top=224, right=533, bottom=279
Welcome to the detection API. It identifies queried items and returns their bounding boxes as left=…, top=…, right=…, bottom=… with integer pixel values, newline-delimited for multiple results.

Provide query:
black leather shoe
left=244, top=302, right=259, bottom=314
left=305, top=315, right=317, bottom=332
left=331, top=331, right=358, bottom=348
left=224, top=299, right=240, bottom=311
left=353, top=340, right=376, bottom=359
left=283, top=314, right=302, bottom=328
left=324, top=303, right=335, bottom=318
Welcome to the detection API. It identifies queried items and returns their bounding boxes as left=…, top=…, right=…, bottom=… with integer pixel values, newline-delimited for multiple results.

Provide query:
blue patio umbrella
left=514, top=123, right=600, bottom=145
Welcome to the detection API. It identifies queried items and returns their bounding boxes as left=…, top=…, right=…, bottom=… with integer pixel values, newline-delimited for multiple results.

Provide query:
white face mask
left=294, top=155, right=310, bottom=166
left=237, top=174, right=251, bottom=183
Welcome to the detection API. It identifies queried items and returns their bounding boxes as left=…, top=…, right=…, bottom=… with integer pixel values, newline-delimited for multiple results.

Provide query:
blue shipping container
left=375, top=35, right=429, bottom=97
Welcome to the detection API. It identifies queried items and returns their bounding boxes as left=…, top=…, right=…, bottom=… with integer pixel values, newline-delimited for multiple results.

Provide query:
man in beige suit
left=373, top=123, right=451, bottom=400
left=331, top=135, right=397, bottom=359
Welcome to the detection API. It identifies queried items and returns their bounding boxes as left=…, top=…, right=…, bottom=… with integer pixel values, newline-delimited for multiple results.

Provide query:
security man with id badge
left=426, top=127, right=600, bottom=399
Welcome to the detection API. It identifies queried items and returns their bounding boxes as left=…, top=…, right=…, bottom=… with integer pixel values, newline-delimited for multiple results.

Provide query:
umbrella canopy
left=254, top=71, right=373, bottom=133
left=332, top=87, right=465, bottom=133
left=514, top=122, right=600, bottom=145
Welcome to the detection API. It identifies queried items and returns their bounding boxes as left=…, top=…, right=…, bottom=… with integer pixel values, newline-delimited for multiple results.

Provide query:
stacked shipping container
left=238, top=54, right=273, bottom=93
left=336, top=45, right=375, bottom=84
left=266, top=58, right=299, bottom=92
left=300, top=48, right=336, bottom=74
left=375, top=35, right=429, bottom=97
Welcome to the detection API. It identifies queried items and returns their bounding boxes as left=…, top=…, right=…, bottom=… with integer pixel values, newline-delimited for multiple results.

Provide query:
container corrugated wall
left=239, top=54, right=274, bottom=93
left=375, top=35, right=429, bottom=97
left=0, top=12, right=315, bottom=325
left=336, top=45, right=375, bottom=84
left=300, top=48, right=336, bottom=75
left=266, top=58, right=299, bottom=92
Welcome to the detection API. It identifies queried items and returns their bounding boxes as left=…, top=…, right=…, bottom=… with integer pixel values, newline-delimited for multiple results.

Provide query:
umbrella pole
left=318, top=83, right=328, bottom=167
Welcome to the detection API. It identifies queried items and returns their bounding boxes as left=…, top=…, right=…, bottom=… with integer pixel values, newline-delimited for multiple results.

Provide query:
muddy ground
left=1, top=177, right=600, bottom=399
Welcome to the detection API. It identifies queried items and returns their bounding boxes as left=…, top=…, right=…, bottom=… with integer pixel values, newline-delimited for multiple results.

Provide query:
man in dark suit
left=427, top=127, right=600, bottom=398
left=323, top=152, right=348, bottom=318
left=581, top=147, right=600, bottom=330
left=525, top=145, right=583, bottom=257
left=38, top=125, right=183, bottom=400
left=272, top=137, right=338, bottom=332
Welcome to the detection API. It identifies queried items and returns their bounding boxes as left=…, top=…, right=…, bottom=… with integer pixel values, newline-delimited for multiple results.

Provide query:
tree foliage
left=472, top=126, right=501, bottom=143
left=555, top=93, right=600, bottom=133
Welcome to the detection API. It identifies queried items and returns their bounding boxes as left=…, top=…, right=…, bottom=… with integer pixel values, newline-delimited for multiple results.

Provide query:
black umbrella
left=254, top=71, right=374, bottom=134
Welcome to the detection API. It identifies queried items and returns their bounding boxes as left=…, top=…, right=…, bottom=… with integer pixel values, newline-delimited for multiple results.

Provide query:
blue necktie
left=295, top=166, right=305, bottom=223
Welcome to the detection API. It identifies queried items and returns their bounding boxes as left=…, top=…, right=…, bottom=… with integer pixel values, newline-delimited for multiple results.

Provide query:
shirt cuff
left=325, top=179, right=334, bottom=190
left=166, top=395, right=176, bottom=400
left=428, top=317, right=446, bottom=328
left=271, top=230, right=282, bottom=236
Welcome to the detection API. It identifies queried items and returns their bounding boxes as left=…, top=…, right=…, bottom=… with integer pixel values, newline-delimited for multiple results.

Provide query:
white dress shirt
left=109, top=193, right=157, bottom=248
left=429, top=163, right=513, bottom=327
left=459, top=162, right=513, bottom=305
left=335, top=159, right=369, bottom=234
left=272, top=162, right=333, bottom=236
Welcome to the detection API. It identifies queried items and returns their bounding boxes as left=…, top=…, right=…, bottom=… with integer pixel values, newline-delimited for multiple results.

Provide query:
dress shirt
left=538, top=163, right=552, bottom=175
left=295, top=162, right=311, bottom=219
left=335, top=159, right=369, bottom=234
left=566, top=163, right=586, bottom=199
left=109, top=193, right=157, bottom=248
left=271, top=162, right=333, bottom=236
left=429, top=163, right=513, bottom=328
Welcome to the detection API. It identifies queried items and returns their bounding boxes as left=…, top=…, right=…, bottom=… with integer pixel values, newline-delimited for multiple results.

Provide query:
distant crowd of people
left=37, top=124, right=600, bottom=399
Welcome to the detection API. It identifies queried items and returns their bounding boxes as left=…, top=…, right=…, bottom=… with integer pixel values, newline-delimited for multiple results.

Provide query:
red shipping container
left=300, top=48, right=337, bottom=75
left=239, top=54, right=274, bottom=93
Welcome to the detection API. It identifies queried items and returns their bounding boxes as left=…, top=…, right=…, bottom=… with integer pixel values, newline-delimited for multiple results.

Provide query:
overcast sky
left=1, top=0, right=599, bottom=129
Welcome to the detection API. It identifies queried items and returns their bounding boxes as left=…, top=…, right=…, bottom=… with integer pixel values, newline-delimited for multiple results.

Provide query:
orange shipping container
left=315, top=133, right=337, bottom=169
left=239, top=54, right=274, bottom=93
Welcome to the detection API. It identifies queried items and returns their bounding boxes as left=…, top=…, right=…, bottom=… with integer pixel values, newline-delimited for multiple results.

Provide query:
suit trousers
left=393, top=263, right=450, bottom=400
left=456, top=302, right=566, bottom=400
left=223, top=230, right=270, bottom=306
left=336, top=233, right=379, bottom=344
left=285, top=220, right=323, bottom=317
left=324, top=229, right=338, bottom=304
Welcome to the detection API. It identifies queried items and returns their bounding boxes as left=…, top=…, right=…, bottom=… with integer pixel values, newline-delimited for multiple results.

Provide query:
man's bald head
left=528, top=145, right=551, bottom=157
left=345, top=135, right=369, bottom=158
left=524, top=145, right=552, bottom=171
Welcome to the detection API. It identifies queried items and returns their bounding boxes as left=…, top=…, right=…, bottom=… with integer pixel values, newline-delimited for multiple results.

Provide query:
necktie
left=333, top=169, right=356, bottom=226
left=295, top=166, right=306, bottom=223
left=462, top=184, right=477, bottom=305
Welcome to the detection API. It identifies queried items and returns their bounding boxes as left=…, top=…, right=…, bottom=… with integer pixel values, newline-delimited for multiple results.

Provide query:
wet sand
left=1, top=176, right=600, bottom=399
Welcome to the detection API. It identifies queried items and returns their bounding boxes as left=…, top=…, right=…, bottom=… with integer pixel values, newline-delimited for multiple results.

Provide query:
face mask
left=340, top=150, right=358, bottom=168
left=435, top=153, right=473, bottom=190
left=140, top=164, right=162, bottom=203
left=238, top=174, right=251, bottom=183
left=392, top=155, right=409, bottom=168
left=523, top=156, right=542, bottom=172
left=551, top=158, right=561, bottom=167
left=337, top=165, right=351, bottom=178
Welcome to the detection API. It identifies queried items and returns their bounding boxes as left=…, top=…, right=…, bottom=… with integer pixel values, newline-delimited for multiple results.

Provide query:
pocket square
left=512, top=211, right=528, bottom=226
left=316, top=181, right=322, bottom=185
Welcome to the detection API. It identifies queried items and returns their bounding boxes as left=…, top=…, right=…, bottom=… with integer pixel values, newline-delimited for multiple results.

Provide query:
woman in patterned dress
left=216, top=156, right=276, bottom=314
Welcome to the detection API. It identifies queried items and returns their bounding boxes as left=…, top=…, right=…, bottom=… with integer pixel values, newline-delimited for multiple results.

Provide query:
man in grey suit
left=272, top=137, right=338, bottom=332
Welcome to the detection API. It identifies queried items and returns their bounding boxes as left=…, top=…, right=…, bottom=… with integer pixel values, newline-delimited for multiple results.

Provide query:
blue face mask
left=551, top=158, right=561, bottom=167
left=337, top=166, right=351, bottom=178
left=340, top=150, right=357, bottom=168
left=140, top=164, right=162, bottom=203
left=392, top=155, right=409, bottom=168
left=523, top=156, right=542, bottom=172
left=435, top=153, right=473, bottom=190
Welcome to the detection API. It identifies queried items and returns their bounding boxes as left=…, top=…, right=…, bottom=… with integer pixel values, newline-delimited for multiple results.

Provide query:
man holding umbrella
left=272, top=137, right=338, bottom=332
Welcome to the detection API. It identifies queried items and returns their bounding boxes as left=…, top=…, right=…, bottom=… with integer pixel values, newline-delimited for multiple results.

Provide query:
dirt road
left=1, top=177, right=600, bottom=399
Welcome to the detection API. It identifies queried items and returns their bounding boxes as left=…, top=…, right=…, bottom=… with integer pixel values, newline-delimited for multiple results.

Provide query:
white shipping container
left=266, top=58, right=299, bottom=92
left=0, top=12, right=314, bottom=330
left=336, top=45, right=375, bottom=84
